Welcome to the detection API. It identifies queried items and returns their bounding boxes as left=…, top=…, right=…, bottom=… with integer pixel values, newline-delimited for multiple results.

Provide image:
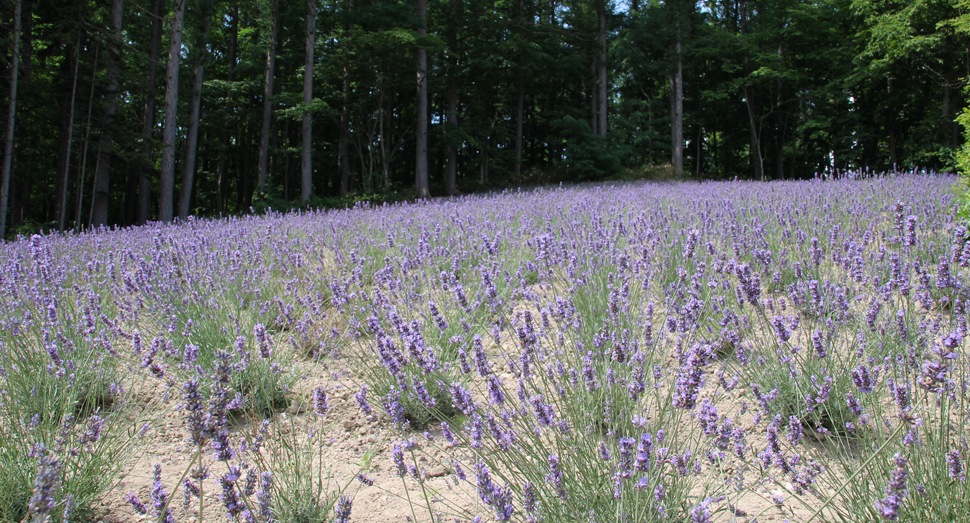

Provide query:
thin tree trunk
left=590, top=58, right=598, bottom=136
left=217, top=2, right=238, bottom=214
left=744, top=86, right=763, bottom=180
left=178, top=0, right=211, bottom=219
left=887, top=78, right=897, bottom=169
left=283, top=120, right=291, bottom=200
left=90, top=0, right=123, bottom=227
left=444, top=0, right=459, bottom=194
left=137, top=0, right=163, bottom=224
left=670, top=9, right=683, bottom=172
left=775, top=114, right=785, bottom=179
left=9, top=0, right=30, bottom=231
left=0, top=0, right=21, bottom=238
left=944, top=83, right=959, bottom=147
left=256, top=0, right=280, bottom=195
left=695, top=124, right=702, bottom=176
left=55, top=36, right=79, bottom=231
left=514, top=77, right=524, bottom=178
left=597, top=1, right=607, bottom=138
left=240, top=119, right=253, bottom=208
left=159, top=0, right=186, bottom=223
left=339, top=0, right=353, bottom=197
left=415, top=0, right=429, bottom=198
left=301, top=0, right=317, bottom=205
left=383, top=88, right=396, bottom=189
left=339, top=77, right=351, bottom=196
left=75, top=45, right=98, bottom=232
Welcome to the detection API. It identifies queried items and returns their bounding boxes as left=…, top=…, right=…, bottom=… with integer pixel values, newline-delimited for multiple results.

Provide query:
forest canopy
left=0, top=0, right=967, bottom=236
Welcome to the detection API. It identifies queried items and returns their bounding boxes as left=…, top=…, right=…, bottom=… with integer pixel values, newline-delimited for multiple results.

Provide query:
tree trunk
left=744, top=86, right=763, bottom=180
left=75, top=45, right=98, bottom=231
left=774, top=113, right=785, bottom=179
left=159, top=0, right=186, bottom=223
left=415, top=0, right=430, bottom=198
left=217, top=2, right=238, bottom=214
left=54, top=37, right=79, bottom=231
left=137, top=0, right=163, bottom=224
left=338, top=0, right=353, bottom=197
left=301, top=0, right=317, bottom=205
left=90, top=0, right=123, bottom=227
left=597, top=1, right=607, bottom=138
left=670, top=10, right=683, bottom=173
left=695, top=124, right=702, bottom=176
left=178, top=1, right=211, bottom=220
left=887, top=78, right=897, bottom=169
left=513, top=76, right=523, bottom=178
left=9, top=0, right=31, bottom=231
left=445, top=0, right=459, bottom=194
left=338, top=79, right=351, bottom=197
left=0, top=0, right=21, bottom=238
left=240, top=119, right=253, bottom=208
left=590, top=57, right=598, bottom=136
left=944, top=83, right=959, bottom=147
left=256, top=0, right=280, bottom=195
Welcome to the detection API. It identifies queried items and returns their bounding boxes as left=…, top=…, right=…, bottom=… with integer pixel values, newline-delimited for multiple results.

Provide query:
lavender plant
left=4, top=172, right=969, bottom=523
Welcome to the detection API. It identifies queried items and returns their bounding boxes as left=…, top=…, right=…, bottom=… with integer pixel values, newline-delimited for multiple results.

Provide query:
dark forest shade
left=0, top=0, right=966, bottom=234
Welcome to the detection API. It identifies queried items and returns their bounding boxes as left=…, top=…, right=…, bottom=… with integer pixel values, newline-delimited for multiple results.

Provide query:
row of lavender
left=0, top=173, right=964, bottom=522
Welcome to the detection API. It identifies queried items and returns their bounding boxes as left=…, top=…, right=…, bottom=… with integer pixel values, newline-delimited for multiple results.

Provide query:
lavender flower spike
left=874, top=453, right=908, bottom=520
left=334, top=495, right=353, bottom=523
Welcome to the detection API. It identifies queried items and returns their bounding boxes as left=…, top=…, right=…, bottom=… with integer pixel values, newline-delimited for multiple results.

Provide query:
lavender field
left=2, top=173, right=968, bottom=523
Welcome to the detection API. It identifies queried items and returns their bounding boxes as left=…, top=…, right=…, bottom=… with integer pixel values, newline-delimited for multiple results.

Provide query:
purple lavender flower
left=771, top=315, right=791, bottom=342
left=412, top=379, right=436, bottom=408
left=383, top=387, right=406, bottom=425
left=546, top=454, right=568, bottom=499
left=392, top=443, right=410, bottom=478
left=313, top=387, right=329, bottom=417
left=149, top=464, right=175, bottom=523
left=475, top=461, right=495, bottom=504
left=735, top=263, right=762, bottom=306
left=355, top=385, right=372, bottom=415
left=334, top=495, right=353, bottom=523
left=697, top=398, right=718, bottom=435
left=126, top=493, right=148, bottom=515
left=79, top=413, right=104, bottom=446
left=852, top=364, right=876, bottom=393
left=257, top=472, right=273, bottom=521
left=530, top=394, right=556, bottom=426
left=254, top=323, right=272, bottom=358
left=492, top=483, right=515, bottom=521
left=457, top=347, right=472, bottom=374
left=449, top=382, right=477, bottom=415
left=874, top=453, right=908, bottom=520
left=487, top=374, right=505, bottom=405
left=690, top=497, right=713, bottom=523
left=212, top=429, right=235, bottom=461
left=471, top=335, right=492, bottom=376
left=787, top=415, right=803, bottom=445
left=28, top=447, right=61, bottom=521
left=636, top=433, right=653, bottom=472
left=428, top=301, right=448, bottom=331
left=522, top=481, right=538, bottom=519
left=812, top=330, right=826, bottom=358
left=948, top=450, right=965, bottom=481
left=902, top=215, right=917, bottom=247
left=441, top=421, right=455, bottom=444
left=771, top=492, right=785, bottom=507
left=599, top=440, right=612, bottom=461
left=673, top=344, right=712, bottom=409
